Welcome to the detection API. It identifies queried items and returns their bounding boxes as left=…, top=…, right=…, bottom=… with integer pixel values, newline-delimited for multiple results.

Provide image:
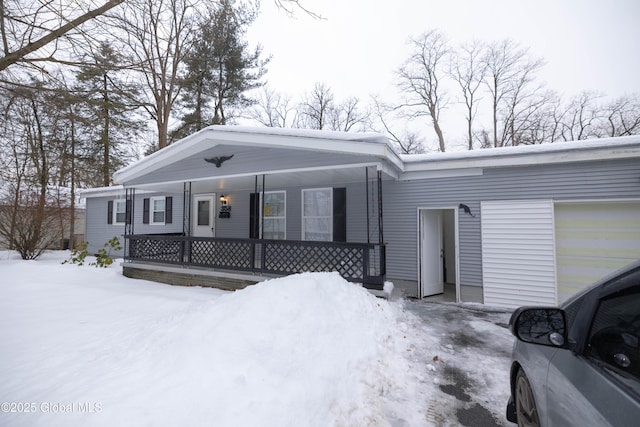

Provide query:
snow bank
left=0, top=253, right=419, bottom=426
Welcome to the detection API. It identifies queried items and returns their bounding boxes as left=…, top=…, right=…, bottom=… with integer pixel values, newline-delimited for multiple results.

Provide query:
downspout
left=183, top=182, right=192, bottom=264
left=365, top=167, right=370, bottom=244
left=378, top=170, right=385, bottom=280
left=183, top=182, right=192, bottom=236
left=124, top=187, right=135, bottom=260
left=261, top=175, right=265, bottom=239
left=377, top=170, right=384, bottom=244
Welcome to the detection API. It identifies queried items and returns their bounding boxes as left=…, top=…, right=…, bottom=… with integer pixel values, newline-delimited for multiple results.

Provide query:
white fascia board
left=375, top=162, right=401, bottom=180
left=79, top=185, right=124, bottom=199
left=402, top=140, right=640, bottom=173
left=79, top=185, right=155, bottom=199
left=400, top=168, right=484, bottom=180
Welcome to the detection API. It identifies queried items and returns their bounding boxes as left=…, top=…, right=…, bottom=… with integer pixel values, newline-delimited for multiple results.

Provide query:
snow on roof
left=401, top=135, right=640, bottom=164
left=110, top=129, right=639, bottom=187
left=205, top=125, right=390, bottom=145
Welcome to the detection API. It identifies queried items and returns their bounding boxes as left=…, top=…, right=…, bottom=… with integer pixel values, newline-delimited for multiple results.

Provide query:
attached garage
left=555, top=201, right=640, bottom=303
left=480, top=199, right=640, bottom=309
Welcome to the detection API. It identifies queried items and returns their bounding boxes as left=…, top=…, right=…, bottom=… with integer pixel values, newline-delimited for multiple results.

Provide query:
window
left=114, top=200, right=127, bottom=224
left=262, top=191, right=286, bottom=240
left=302, top=188, right=332, bottom=241
left=142, top=196, right=172, bottom=225
left=586, top=289, right=640, bottom=381
left=150, top=197, right=165, bottom=224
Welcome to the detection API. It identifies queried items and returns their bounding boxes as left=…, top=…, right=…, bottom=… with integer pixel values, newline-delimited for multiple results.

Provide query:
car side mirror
left=510, top=307, right=567, bottom=347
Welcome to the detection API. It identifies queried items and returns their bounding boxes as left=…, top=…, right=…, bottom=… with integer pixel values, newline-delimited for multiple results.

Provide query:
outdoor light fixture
left=219, top=195, right=231, bottom=218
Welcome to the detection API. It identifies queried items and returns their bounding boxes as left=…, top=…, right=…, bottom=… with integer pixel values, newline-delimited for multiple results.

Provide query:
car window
left=586, top=288, right=640, bottom=382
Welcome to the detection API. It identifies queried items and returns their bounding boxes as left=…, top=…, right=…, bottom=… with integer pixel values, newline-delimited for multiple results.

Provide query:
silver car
left=506, top=261, right=640, bottom=426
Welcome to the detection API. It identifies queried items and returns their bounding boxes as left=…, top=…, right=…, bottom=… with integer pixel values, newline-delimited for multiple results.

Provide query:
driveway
left=397, top=299, right=514, bottom=426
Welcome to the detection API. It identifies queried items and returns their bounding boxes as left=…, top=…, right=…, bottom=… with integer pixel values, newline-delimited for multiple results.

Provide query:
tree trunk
left=102, top=72, right=111, bottom=186
left=69, top=108, right=77, bottom=250
left=429, top=105, right=446, bottom=152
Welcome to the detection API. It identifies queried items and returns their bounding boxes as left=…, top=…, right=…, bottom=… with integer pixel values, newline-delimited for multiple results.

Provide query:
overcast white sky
left=247, top=0, right=640, bottom=147
left=249, top=0, right=639, bottom=99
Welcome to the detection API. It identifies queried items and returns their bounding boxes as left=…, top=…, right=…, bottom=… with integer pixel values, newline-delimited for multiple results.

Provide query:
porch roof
left=114, top=126, right=403, bottom=191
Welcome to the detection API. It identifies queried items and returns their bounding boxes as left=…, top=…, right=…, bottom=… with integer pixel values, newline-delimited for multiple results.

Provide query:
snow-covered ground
left=0, top=251, right=513, bottom=426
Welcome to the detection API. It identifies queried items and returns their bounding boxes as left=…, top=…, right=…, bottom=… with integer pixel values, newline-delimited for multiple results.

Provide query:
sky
left=246, top=0, right=640, bottom=148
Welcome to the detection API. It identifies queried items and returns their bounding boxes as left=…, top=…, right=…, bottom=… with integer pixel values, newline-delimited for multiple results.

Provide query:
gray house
left=83, top=127, right=640, bottom=308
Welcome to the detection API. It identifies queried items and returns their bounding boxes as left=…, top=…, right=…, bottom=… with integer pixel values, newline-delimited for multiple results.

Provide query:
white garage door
left=481, top=200, right=557, bottom=309
left=555, top=202, right=640, bottom=303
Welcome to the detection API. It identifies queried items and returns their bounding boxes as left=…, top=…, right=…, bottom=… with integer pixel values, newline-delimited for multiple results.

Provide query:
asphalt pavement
left=399, top=299, right=514, bottom=427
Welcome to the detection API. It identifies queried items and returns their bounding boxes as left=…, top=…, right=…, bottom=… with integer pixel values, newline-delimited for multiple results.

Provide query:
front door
left=421, top=210, right=444, bottom=297
left=193, top=194, right=216, bottom=237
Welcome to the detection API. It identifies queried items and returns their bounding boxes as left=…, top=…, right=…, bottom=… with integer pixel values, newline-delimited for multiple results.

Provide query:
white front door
left=192, top=194, right=216, bottom=237
left=421, top=210, right=444, bottom=297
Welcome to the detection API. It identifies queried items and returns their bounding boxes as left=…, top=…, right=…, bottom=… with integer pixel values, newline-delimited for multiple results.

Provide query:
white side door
left=192, top=194, right=216, bottom=237
left=421, top=210, right=444, bottom=297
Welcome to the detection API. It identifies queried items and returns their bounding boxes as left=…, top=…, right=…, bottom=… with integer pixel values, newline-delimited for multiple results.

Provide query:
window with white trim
left=114, top=200, right=127, bottom=224
left=150, top=196, right=165, bottom=224
left=262, top=191, right=286, bottom=240
left=302, top=188, right=332, bottom=241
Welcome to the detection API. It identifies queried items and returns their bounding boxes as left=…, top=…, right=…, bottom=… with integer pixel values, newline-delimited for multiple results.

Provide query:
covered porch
left=115, top=127, right=402, bottom=291
left=124, top=235, right=386, bottom=288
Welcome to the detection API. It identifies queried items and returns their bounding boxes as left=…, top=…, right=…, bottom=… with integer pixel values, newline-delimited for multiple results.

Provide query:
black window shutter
left=249, top=193, right=258, bottom=238
left=165, top=196, right=173, bottom=224
left=333, top=188, right=346, bottom=242
left=143, top=198, right=150, bottom=224
left=107, top=200, right=113, bottom=224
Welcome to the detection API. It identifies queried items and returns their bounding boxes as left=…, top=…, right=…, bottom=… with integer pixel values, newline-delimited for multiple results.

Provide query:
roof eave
left=114, top=126, right=400, bottom=185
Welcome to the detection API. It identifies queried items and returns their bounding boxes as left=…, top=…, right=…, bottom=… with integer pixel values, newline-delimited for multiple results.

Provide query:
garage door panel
left=555, top=202, right=640, bottom=303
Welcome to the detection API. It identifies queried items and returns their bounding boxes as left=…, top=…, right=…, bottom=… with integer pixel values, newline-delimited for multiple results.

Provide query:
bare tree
left=601, top=94, right=640, bottom=137
left=482, top=39, right=544, bottom=147
left=370, top=96, right=425, bottom=154
left=114, top=0, right=196, bottom=150
left=327, top=96, right=368, bottom=132
left=273, top=0, right=322, bottom=18
left=559, top=91, right=602, bottom=141
left=248, top=87, right=298, bottom=127
left=299, top=82, right=334, bottom=130
left=449, top=40, right=486, bottom=150
left=397, top=30, right=449, bottom=152
left=0, top=84, right=62, bottom=258
left=0, top=0, right=125, bottom=72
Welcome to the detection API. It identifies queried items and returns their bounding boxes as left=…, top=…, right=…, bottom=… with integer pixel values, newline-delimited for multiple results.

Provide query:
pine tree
left=75, top=42, right=141, bottom=186
left=172, top=0, right=268, bottom=140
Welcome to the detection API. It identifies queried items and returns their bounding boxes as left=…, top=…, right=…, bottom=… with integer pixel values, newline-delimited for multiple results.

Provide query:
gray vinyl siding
left=383, top=158, right=640, bottom=294
left=84, top=192, right=184, bottom=257
left=85, top=196, right=126, bottom=256
left=215, top=182, right=374, bottom=242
